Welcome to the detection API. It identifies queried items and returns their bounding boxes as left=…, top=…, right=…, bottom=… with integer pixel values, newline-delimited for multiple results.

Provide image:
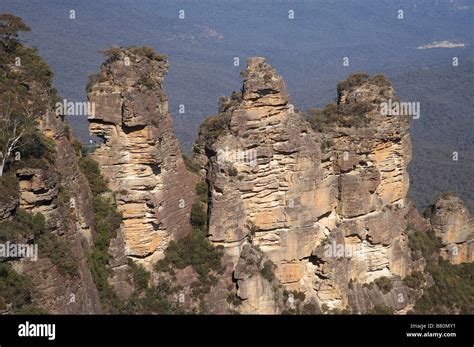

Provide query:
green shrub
left=92, top=195, right=122, bottom=237
left=403, top=271, right=424, bottom=289
left=0, top=26, right=58, bottom=176
left=307, top=102, right=371, bottom=131
left=182, top=154, right=199, bottom=174
left=127, top=281, right=176, bottom=314
left=195, top=181, right=208, bottom=204
left=128, top=259, right=150, bottom=292
left=57, top=186, right=72, bottom=204
left=218, top=92, right=242, bottom=113
left=128, top=46, right=167, bottom=62
left=9, top=130, right=56, bottom=173
left=136, top=75, right=156, bottom=89
left=199, top=112, right=231, bottom=147
left=440, top=191, right=456, bottom=199
left=301, top=302, right=320, bottom=314
left=408, top=229, right=441, bottom=267
left=308, top=73, right=392, bottom=132
left=85, top=72, right=107, bottom=93
left=155, top=228, right=223, bottom=281
left=374, top=276, right=393, bottom=294
left=18, top=130, right=56, bottom=162
left=190, top=202, right=207, bottom=229
left=336, top=73, right=390, bottom=94
left=283, top=290, right=306, bottom=302
left=0, top=208, right=78, bottom=277
left=228, top=166, right=238, bottom=177
left=0, top=262, right=34, bottom=312
left=13, top=305, right=49, bottom=314
left=362, top=282, right=374, bottom=290
left=226, top=292, right=243, bottom=306
left=71, top=139, right=84, bottom=157
left=78, top=156, right=108, bottom=195
left=86, top=193, right=122, bottom=311
left=0, top=209, right=43, bottom=242
left=260, top=260, right=276, bottom=282
left=407, top=224, right=474, bottom=314
left=38, top=231, right=78, bottom=278
left=154, top=227, right=223, bottom=313
left=0, top=171, right=19, bottom=205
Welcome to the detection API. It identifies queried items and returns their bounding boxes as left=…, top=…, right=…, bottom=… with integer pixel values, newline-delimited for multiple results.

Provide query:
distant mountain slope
left=392, top=61, right=474, bottom=211
left=3, top=0, right=474, bottom=151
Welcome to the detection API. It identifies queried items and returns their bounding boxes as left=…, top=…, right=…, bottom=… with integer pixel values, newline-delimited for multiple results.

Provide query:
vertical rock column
left=430, top=193, right=474, bottom=264
left=87, top=47, right=197, bottom=268
left=200, top=57, right=336, bottom=313
left=312, top=74, right=413, bottom=311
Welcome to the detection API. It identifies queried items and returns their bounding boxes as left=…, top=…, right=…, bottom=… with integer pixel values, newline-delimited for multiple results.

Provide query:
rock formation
left=0, top=24, right=102, bottom=313
left=429, top=193, right=474, bottom=264
left=2, top=32, right=471, bottom=314
left=0, top=103, right=102, bottom=313
left=87, top=47, right=198, bottom=269
left=311, top=72, right=414, bottom=312
left=195, top=58, right=415, bottom=313
left=12, top=110, right=101, bottom=313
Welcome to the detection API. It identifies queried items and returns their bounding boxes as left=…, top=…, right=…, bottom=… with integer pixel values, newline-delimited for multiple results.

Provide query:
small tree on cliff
left=0, top=14, right=48, bottom=176
left=0, top=13, right=30, bottom=51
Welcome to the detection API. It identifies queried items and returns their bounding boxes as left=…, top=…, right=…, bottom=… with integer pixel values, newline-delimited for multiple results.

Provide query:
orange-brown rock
left=87, top=47, right=198, bottom=269
left=430, top=193, right=474, bottom=264
left=196, top=60, right=414, bottom=313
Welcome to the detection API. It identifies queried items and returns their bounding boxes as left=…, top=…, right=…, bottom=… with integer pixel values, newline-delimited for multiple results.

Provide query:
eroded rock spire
left=87, top=47, right=197, bottom=269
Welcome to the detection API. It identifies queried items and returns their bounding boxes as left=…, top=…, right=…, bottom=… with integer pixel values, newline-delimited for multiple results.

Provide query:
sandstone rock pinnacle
left=430, top=193, right=474, bottom=264
left=197, top=59, right=415, bottom=313
left=87, top=46, right=198, bottom=269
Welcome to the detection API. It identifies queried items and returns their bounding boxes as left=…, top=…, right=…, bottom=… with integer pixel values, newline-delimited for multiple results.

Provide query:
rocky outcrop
left=429, top=193, right=474, bottom=264
left=310, top=73, right=414, bottom=312
left=233, top=245, right=284, bottom=314
left=12, top=109, right=101, bottom=314
left=16, top=167, right=59, bottom=222
left=0, top=187, right=18, bottom=220
left=87, top=47, right=198, bottom=269
left=195, top=58, right=415, bottom=313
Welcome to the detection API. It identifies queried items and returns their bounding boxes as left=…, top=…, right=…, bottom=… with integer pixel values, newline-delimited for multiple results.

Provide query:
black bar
left=0, top=314, right=472, bottom=346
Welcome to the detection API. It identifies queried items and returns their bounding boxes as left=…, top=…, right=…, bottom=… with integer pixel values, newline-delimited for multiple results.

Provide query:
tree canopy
left=0, top=13, right=31, bottom=51
left=0, top=14, right=55, bottom=176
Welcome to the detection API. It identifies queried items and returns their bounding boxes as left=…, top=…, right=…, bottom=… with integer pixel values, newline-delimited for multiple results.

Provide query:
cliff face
left=0, top=26, right=105, bottom=313
left=87, top=48, right=198, bottom=269
left=429, top=193, right=474, bottom=264
left=312, top=73, right=414, bottom=312
left=195, top=58, right=414, bottom=313
left=12, top=110, right=101, bottom=314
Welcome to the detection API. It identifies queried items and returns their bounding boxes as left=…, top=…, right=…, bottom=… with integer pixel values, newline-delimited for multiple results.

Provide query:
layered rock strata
left=195, top=58, right=414, bottom=313
left=12, top=110, right=101, bottom=314
left=87, top=47, right=197, bottom=269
